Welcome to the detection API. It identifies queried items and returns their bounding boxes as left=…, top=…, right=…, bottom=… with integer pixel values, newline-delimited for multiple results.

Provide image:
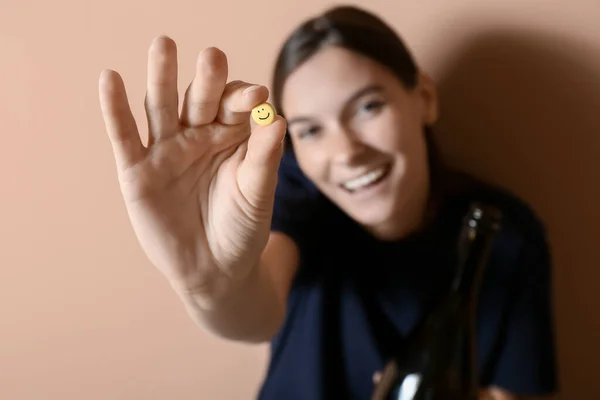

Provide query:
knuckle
left=191, top=99, right=220, bottom=115
left=224, top=80, right=248, bottom=95
left=198, top=48, right=227, bottom=77
left=145, top=101, right=176, bottom=119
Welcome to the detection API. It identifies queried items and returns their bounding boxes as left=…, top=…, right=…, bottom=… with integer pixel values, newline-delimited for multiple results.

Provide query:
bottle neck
left=452, top=204, right=502, bottom=303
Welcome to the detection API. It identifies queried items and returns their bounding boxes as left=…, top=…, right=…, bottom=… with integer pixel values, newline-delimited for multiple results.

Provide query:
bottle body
left=371, top=203, right=502, bottom=400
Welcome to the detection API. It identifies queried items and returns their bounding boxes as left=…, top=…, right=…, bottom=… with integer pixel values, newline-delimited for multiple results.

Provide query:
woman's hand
left=99, top=36, right=286, bottom=304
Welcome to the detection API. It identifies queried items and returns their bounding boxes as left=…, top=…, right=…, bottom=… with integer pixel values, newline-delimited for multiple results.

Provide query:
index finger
left=216, top=80, right=270, bottom=125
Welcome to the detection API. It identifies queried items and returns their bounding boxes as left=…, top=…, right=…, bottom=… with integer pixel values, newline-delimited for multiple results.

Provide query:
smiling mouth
left=258, top=113, right=271, bottom=120
left=340, top=163, right=392, bottom=193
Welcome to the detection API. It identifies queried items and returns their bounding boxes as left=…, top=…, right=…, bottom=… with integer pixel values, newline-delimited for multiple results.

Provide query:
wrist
left=171, top=260, right=261, bottom=311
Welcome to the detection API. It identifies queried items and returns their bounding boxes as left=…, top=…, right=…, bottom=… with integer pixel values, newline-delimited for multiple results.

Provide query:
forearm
left=174, top=260, right=285, bottom=343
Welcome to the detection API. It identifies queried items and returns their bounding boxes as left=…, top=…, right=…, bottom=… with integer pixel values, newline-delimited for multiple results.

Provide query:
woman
left=98, top=5, right=557, bottom=400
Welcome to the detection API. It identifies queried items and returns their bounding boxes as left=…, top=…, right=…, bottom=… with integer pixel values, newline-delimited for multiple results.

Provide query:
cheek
left=380, top=108, right=424, bottom=154
left=293, top=146, right=329, bottom=183
left=358, top=111, right=406, bottom=152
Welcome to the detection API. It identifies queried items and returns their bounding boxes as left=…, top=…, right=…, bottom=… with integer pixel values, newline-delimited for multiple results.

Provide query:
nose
left=328, top=129, right=369, bottom=166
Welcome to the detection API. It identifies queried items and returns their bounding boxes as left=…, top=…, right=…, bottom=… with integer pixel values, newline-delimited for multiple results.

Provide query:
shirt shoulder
left=270, top=146, right=319, bottom=237
left=432, top=174, right=553, bottom=301
left=270, top=146, right=354, bottom=269
left=441, top=174, right=549, bottom=251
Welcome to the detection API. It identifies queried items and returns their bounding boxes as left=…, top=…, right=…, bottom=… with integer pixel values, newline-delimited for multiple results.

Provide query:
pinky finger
left=99, top=69, right=145, bottom=170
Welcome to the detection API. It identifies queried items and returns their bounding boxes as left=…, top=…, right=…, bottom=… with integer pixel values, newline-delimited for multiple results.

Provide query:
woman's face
left=281, top=46, right=439, bottom=239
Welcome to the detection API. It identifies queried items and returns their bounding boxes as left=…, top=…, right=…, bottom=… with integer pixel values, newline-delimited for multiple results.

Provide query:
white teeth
left=342, top=167, right=386, bottom=191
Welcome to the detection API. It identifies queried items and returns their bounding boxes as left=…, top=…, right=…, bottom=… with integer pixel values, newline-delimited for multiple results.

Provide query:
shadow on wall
left=433, top=28, right=600, bottom=400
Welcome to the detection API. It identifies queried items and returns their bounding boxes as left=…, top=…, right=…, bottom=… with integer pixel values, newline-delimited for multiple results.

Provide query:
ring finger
left=144, top=36, right=180, bottom=145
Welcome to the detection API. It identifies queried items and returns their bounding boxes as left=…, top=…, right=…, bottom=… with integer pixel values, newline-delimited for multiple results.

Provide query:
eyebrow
left=286, top=84, right=384, bottom=128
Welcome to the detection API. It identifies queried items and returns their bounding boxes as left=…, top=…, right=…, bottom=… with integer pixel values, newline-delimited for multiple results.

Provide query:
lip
left=338, top=163, right=391, bottom=186
left=338, top=162, right=393, bottom=198
left=258, top=113, right=271, bottom=120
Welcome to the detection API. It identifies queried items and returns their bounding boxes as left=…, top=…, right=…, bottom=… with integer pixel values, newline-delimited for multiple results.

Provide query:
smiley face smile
left=252, top=102, right=276, bottom=126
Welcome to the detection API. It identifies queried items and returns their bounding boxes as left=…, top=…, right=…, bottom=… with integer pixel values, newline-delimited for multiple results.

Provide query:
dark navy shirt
left=258, top=146, right=558, bottom=399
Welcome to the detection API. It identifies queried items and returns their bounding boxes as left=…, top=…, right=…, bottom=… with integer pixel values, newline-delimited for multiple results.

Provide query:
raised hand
left=99, top=36, right=287, bottom=302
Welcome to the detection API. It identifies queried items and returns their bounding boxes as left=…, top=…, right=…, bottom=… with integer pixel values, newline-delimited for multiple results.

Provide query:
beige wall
left=1, top=0, right=599, bottom=398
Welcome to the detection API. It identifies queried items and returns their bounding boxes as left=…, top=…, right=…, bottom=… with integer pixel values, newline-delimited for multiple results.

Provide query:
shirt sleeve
left=489, top=219, right=559, bottom=396
left=270, top=146, right=327, bottom=256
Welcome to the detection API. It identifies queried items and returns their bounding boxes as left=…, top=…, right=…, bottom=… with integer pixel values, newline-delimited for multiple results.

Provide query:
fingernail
left=243, top=85, right=261, bottom=95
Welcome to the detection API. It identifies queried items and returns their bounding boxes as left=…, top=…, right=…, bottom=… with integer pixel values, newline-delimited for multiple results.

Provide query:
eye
left=297, top=125, right=321, bottom=140
left=359, top=99, right=385, bottom=115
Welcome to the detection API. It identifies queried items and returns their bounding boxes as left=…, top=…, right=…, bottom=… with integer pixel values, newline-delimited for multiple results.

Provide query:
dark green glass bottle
left=371, top=202, right=502, bottom=400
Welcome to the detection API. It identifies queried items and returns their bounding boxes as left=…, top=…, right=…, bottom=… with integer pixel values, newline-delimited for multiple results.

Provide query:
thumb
left=237, top=116, right=287, bottom=210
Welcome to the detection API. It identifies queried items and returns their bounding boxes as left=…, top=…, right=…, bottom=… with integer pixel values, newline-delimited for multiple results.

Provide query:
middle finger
left=180, top=47, right=229, bottom=127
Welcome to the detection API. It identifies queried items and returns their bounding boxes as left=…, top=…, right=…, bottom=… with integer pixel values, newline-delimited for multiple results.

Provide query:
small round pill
left=251, top=102, right=276, bottom=126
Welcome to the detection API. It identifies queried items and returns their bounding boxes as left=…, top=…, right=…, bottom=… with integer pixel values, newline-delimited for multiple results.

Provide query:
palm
left=99, top=36, right=286, bottom=294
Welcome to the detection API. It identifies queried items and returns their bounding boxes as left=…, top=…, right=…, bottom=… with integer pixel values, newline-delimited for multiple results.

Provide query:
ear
left=417, top=71, right=439, bottom=125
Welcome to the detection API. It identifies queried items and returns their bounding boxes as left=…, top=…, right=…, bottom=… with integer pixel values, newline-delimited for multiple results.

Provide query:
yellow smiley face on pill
left=252, top=102, right=276, bottom=126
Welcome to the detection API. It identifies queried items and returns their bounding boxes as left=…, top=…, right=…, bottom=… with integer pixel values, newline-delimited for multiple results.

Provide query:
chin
left=333, top=182, right=418, bottom=236
left=342, top=201, right=398, bottom=229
